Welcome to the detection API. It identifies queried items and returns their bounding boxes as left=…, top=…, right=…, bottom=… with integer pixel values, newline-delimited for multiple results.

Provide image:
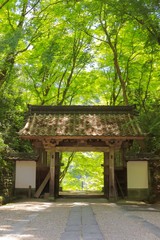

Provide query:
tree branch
left=59, top=152, right=75, bottom=184
left=0, top=0, right=10, bottom=9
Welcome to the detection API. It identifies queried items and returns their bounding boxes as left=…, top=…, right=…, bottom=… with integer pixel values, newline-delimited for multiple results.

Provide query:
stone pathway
left=0, top=199, right=160, bottom=240
left=60, top=204, right=104, bottom=240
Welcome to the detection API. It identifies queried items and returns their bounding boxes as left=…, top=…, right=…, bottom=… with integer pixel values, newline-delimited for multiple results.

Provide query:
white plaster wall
left=15, top=161, right=36, bottom=189
left=127, top=161, right=148, bottom=189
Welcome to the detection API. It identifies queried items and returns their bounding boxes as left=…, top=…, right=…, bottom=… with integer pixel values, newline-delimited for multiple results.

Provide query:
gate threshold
left=59, top=191, right=104, bottom=198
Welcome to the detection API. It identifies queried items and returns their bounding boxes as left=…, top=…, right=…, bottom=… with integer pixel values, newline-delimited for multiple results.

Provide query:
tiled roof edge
left=27, top=105, right=138, bottom=115
left=5, top=152, right=39, bottom=161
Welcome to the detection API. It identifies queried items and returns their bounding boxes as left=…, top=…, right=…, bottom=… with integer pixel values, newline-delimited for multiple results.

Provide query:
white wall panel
left=15, top=161, right=36, bottom=188
left=127, top=161, right=148, bottom=189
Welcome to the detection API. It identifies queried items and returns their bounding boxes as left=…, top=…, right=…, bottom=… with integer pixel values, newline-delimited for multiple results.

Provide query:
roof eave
left=20, top=135, right=145, bottom=140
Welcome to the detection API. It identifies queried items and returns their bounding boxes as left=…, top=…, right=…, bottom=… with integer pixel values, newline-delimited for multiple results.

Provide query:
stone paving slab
left=60, top=232, right=81, bottom=240
left=60, top=205, right=104, bottom=240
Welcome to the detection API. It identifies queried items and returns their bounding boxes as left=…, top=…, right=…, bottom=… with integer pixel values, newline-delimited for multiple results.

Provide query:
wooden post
left=28, top=185, right=32, bottom=198
left=49, top=151, right=56, bottom=197
left=109, top=147, right=116, bottom=200
left=55, top=152, right=60, bottom=198
left=104, top=152, right=109, bottom=198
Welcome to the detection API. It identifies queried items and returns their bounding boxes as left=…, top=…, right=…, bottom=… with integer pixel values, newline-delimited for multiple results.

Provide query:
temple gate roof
left=19, top=105, right=145, bottom=140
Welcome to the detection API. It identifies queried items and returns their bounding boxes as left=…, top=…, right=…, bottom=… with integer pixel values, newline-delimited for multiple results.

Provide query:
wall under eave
left=15, top=161, right=36, bottom=196
left=127, top=161, right=149, bottom=200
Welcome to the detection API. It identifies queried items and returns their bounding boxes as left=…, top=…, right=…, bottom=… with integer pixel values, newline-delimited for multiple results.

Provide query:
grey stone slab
left=71, top=206, right=81, bottom=212
left=69, top=213, right=81, bottom=219
left=67, top=218, right=81, bottom=226
left=70, top=209, right=81, bottom=214
left=83, top=237, right=104, bottom=240
left=60, top=205, right=104, bottom=240
left=143, top=220, right=160, bottom=238
left=67, top=213, right=81, bottom=225
left=60, top=232, right=81, bottom=240
left=82, top=224, right=101, bottom=233
left=67, top=216, right=81, bottom=221
left=83, top=233, right=104, bottom=240
left=82, top=218, right=97, bottom=225
left=65, top=225, right=82, bottom=232
left=82, top=206, right=93, bottom=215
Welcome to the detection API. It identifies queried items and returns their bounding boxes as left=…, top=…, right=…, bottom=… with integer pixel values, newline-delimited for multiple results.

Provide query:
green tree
left=0, top=0, right=31, bottom=88
left=61, top=152, right=103, bottom=191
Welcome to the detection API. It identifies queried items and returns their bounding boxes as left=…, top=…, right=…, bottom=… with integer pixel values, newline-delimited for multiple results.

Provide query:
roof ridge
left=27, top=105, right=138, bottom=115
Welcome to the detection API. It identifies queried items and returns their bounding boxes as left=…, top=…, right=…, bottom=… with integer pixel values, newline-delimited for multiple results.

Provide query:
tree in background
left=0, top=0, right=159, bottom=107
left=60, top=152, right=103, bottom=192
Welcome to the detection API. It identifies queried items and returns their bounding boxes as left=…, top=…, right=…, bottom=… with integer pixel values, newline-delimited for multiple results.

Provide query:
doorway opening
left=59, top=152, right=104, bottom=197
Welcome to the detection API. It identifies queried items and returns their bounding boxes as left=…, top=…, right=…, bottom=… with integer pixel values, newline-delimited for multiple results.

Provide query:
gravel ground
left=0, top=200, right=70, bottom=240
left=92, top=202, right=160, bottom=240
left=0, top=199, right=160, bottom=240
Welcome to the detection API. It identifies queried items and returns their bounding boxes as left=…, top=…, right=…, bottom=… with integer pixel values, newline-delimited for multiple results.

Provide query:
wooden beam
left=55, top=152, right=60, bottom=198
left=21, top=135, right=145, bottom=140
left=49, top=151, right=56, bottom=197
left=34, top=171, right=50, bottom=198
left=104, top=152, right=109, bottom=198
left=55, top=146, right=109, bottom=152
left=42, top=139, right=56, bottom=150
left=109, top=147, right=117, bottom=200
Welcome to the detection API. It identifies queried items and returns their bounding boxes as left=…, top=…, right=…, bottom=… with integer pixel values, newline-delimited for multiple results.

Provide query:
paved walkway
left=60, top=205, right=104, bottom=240
left=0, top=198, right=160, bottom=240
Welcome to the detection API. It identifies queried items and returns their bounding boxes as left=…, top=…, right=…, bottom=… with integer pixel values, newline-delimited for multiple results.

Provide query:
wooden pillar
left=104, top=152, right=109, bottom=198
left=109, top=147, right=116, bottom=200
left=49, top=151, right=56, bottom=197
left=55, top=152, right=60, bottom=198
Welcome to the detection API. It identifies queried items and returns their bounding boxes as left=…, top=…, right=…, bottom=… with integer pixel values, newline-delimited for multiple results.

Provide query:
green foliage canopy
left=61, top=152, right=103, bottom=191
